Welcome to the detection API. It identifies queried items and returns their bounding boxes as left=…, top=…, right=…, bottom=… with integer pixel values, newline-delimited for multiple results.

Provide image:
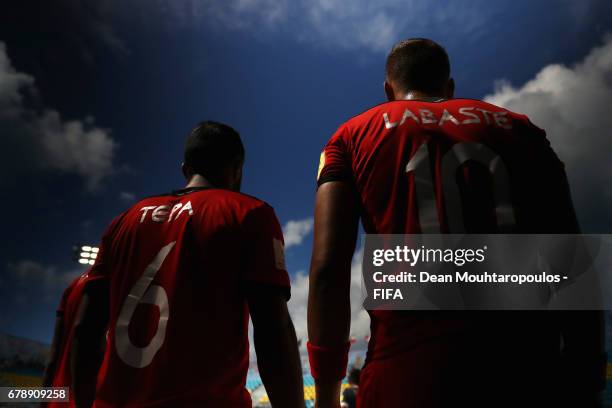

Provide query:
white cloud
left=6, top=260, right=82, bottom=303
left=0, top=42, right=117, bottom=191
left=1, top=260, right=83, bottom=335
left=282, top=217, right=313, bottom=248
left=119, top=191, right=136, bottom=202
left=248, top=237, right=370, bottom=363
left=287, top=247, right=370, bottom=356
left=285, top=270, right=309, bottom=345
left=157, top=0, right=288, bottom=31
left=148, top=0, right=491, bottom=53
left=0, top=47, right=33, bottom=111
left=484, top=35, right=612, bottom=230
left=299, top=0, right=401, bottom=52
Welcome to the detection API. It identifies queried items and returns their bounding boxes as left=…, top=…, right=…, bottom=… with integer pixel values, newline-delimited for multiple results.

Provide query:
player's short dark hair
left=184, top=121, right=245, bottom=182
left=385, top=38, right=450, bottom=94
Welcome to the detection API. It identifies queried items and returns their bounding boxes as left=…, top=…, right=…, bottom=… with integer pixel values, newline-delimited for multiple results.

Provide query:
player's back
left=318, top=98, right=576, bottom=404
left=92, top=187, right=285, bottom=407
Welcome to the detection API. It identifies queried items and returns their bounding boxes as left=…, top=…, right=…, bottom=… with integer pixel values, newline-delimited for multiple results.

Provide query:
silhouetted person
left=72, top=121, right=304, bottom=407
left=308, top=39, right=605, bottom=408
left=341, top=367, right=360, bottom=408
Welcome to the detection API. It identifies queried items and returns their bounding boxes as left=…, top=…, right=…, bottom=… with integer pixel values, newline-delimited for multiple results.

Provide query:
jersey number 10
left=406, top=141, right=516, bottom=232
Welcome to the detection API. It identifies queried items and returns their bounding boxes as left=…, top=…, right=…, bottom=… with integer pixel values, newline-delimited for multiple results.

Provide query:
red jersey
left=48, top=271, right=91, bottom=408
left=89, top=187, right=289, bottom=407
left=317, top=99, right=577, bottom=397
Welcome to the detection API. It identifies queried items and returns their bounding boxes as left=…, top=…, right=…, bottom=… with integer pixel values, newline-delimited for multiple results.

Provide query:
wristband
left=307, top=341, right=351, bottom=381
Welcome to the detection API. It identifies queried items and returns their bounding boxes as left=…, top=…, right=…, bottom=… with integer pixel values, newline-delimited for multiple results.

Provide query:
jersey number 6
left=115, top=241, right=176, bottom=368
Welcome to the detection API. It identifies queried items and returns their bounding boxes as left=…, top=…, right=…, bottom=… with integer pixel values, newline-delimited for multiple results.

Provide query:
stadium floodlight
left=73, top=244, right=100, bottom=266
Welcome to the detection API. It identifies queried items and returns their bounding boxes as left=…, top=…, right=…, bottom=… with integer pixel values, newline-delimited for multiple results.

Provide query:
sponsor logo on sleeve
left=317, top=151, right=326, bottom=180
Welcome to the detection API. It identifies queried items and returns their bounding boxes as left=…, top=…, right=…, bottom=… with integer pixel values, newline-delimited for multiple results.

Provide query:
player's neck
left=400, top=90, right=445, bottom=102
left=185, top=174, right=216, bottom=189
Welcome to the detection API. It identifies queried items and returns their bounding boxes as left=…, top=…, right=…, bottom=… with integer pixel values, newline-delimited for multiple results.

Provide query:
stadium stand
left=255, top=375, right=349, bottom=408
left=0, top=332, right=47, bottom=387
left=0, top=332, right=47, bottom=408
left=246, top=375, right=263, bottom=393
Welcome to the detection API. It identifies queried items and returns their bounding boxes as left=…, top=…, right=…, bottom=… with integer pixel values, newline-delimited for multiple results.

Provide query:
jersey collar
left=171, top=186, right=213, bottom=196
left=403, top=93, right=446, bottom=103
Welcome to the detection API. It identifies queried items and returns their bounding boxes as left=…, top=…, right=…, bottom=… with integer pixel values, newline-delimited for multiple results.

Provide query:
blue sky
left=1, top=0, right=612, bottom=344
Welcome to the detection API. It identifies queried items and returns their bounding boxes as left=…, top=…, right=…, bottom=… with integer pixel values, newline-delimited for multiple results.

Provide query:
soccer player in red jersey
left=71, top=121, right=304, bottom=407
left=44, top=270, right=93, bottom=407
left=308, top=39, right=605, bottom=407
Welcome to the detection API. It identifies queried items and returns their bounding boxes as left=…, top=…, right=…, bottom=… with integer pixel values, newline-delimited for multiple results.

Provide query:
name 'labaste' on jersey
left=89, top=187, right=290, bottom=408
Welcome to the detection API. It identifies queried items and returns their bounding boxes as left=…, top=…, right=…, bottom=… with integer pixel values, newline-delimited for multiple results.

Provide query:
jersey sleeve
left=241, top=203, right=291, bottom=299
left=317, top=125, right=352, bottom=187
left=89, top=212, right=127, bottom=281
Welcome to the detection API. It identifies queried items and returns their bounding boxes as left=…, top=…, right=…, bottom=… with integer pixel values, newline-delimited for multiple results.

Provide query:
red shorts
left=357, top=337, right=558, bottom=408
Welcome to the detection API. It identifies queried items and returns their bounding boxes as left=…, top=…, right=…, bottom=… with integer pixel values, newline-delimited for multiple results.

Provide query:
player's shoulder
left=128, top=190, right=176, bottom=208
left=59, top=271, right=91, bottom=310
left=447, top=98, right=542, bottom=127
left=181, top=188, right=275, bottom=219
left=205, top=189, right=271, bottom=211
left=448, top=98, right=533, bottom=121
left=70, top=271, right=90, bottom=290
left=337, top=100, right=398, bottom=132
left=69, top=271, right=94, bottom=298
left=194, top=190, right=278, bottom=228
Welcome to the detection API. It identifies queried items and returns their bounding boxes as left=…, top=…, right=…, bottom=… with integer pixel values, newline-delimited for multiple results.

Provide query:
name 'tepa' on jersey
left=138, top=201, right=194, bottom=223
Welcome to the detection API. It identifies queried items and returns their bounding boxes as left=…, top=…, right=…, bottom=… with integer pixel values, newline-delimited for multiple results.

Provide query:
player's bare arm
left=308, top=181, right=359, bottom=408
left=248, top=285, right=304, bottom=408
left=71, top=280, right=109, bottom=408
